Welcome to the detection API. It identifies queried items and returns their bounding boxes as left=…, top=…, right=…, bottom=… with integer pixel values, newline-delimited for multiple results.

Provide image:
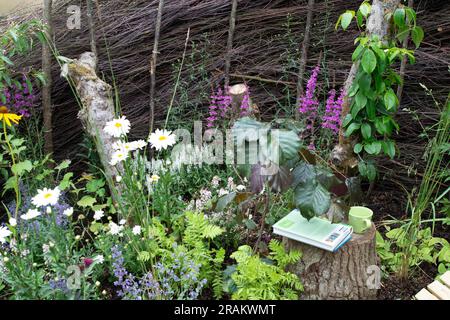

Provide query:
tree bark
left=334, top=0, right=401, bottom=168
left=42, top=0, right=53, bottom=156
left=149, top=0, right=164, bottom=133
left=284, top=224, right=378, bottom=300
left=86, top=0, right=98, bottom=68
left=66, top=52, right=121, bottom=191
left=295, top=0, right=315, bottom=121
left=224, top=0, right=238, bottom=88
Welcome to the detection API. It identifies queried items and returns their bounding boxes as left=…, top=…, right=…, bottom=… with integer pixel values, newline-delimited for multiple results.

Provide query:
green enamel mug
left=348, top=206, right=373, bottom=234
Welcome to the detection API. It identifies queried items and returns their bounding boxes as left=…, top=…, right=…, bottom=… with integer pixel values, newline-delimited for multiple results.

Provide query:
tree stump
left=283, top=223, right=379, bottom=300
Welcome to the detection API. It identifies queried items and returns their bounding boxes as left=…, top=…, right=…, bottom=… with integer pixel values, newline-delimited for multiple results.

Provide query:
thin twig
left=149, top=0, right=165, bottom=133
left=224, top=0, right=238, bottom=88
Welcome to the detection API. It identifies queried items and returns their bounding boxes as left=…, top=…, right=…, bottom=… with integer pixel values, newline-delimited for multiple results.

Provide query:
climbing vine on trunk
left=336, top=1, right=423, bottom=181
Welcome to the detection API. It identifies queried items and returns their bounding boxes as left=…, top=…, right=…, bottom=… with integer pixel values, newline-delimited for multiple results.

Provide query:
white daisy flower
left=132, top=225, right=141, bottom=235
left=148, top=129, right=176, bottom=151
left=21, top=209, right=42, bottom=221
left=115, top=175, right=122, bottom=183
left=109, top=222, right=123, bottom=235
left=93, top=210, right=104, bottom=221
left=130, top=140, right=147, bottom=150
left=236, top=185, right=246, bottom=191
left=31, top=187, right=61, bottom=207
left=9, top=218, right=17, bottom=227
left=119, top=219, right=126, bottom=225
left=110, top=149, right=129, bottom=166
left=104, top=116, right=131, bottom=138
left=150, top=174, right=160, bottom=183
left=0, top=226, right=12, bottom=244
left=63, top=207, right=74, bottom=217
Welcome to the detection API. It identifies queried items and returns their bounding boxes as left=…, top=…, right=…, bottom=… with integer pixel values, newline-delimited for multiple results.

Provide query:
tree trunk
left=224, top=0, right=238, bottom=88
left=42, top=0, right=53, bottom=156
left=396, top=0, right=414, bottom=104
left=295, top=0, right=315, bottom=121
left=284, top=224, right=378, bottom=300
left=334, top=0, right=401, bottom=168
left=65, top=52, right=121, bottom=192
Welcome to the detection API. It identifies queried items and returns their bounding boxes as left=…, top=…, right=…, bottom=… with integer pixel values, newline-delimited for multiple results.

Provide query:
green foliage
left=337, top=3, right=423, bottom=181
left=227, top=240, right=303, bottom=300
left=377, top=227, right=450, bottom=276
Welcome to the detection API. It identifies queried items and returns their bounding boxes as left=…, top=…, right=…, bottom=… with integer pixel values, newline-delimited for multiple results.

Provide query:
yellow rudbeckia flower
left=0, top=106, right=22, bottom=127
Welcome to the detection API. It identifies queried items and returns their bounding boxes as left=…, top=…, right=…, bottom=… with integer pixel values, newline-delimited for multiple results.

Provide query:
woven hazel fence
left=2, top=0, right=450, bottom=196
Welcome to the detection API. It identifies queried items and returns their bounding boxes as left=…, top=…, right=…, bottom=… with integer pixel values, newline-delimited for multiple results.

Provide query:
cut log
left=65, top=52, right=121, bottom=192
left=283, top=223, right=378, bottom=300
left=228, top=83, right=258, bottom=121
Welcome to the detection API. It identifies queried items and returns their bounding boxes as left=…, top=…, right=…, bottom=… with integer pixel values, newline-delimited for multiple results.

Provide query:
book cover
left=273, top=209, right=353, bottom=251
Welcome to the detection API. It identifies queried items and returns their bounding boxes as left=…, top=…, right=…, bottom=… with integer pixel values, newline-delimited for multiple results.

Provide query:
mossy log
left=65, top=52, right=121, bottom=190
left=283, top=223, right=379, bottom=300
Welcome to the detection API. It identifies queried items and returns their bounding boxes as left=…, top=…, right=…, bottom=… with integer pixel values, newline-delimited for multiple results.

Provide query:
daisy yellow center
left=0, top=106, right=8, bottom=113
left=44, top=193, right=53, bottom=199
left=159, top=136, right=167, bottom=141
left=115, top=122, right=122, bottom=128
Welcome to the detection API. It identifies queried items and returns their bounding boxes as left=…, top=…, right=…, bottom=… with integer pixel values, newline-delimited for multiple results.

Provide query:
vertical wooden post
left=224, top=0, right=238, bottom=88
left=295, top=0, right=315, bottom=120
left=149, top=0, right=164, bottom=133
left=42, top=0, right=53, bottom=156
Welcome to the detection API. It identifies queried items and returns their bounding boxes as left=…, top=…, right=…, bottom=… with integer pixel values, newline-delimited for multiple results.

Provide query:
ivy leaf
left=361, top=49, right=377, bottom=74
left=384, top=89, right=398, bottom=111
left=411, top=26, right=424, bottom=48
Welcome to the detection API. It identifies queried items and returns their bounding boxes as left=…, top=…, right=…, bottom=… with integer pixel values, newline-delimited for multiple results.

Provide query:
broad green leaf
left=411, top=26, right=424, bottom=48
left=294, top=182, right=331, bottom=220
left=77, top=195, right=97, bottom=208
left=361, top=123, right=372, bottom=140
left=272, top=130, right=301, bottom=161
left=341, top=11, right=354, bottom=30
left=364, top=141, right=382, bottom=155
left=359, top=2, right=371, bottom=17
left=382, top=140, right=396, bottom=159
left=361, top=49, right=377, bottom=74
left=354, top=143, right=363, bottom=154
left=342, top=113, right=353, bottom=127
left=393, top=8, right=405, bottom=28
left=352, top=44, right=365, bottom=62
left=215, top=192, right=237, bottom=212
left=11, top=160, right=33, bottom=175
left=355, top=90, right=367, bottom=109
left=384, top=89, right=398, bottom=111
left=291, top=162, right=316, bottom=188
left=358, top=72, right=372, bottom=95
left=345, top=123, right=360, bottom=137
left=58, top=172, right=73, bottom=191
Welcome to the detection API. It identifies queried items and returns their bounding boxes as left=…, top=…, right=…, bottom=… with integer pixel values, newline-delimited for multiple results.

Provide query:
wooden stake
left=295, top=0, right=315, bottom=121
left=42, top=0, right=54, bottom=156
left=149, top=0, right=165, bottom=133
left=224, top=0, right=238, bottom=88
